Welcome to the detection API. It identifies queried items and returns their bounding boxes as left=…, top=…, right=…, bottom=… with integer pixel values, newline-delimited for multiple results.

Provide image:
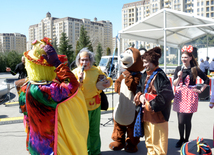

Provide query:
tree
left=76, top=25, right=92, bottom=54
left=0, top=52, right=6, bottom=72
left=52, top=37, right=58, bottom=53
left=95, top=43, right=103, bottom=65
left=106, top=47, right=111, bottom=55
left=58, top=32, right=74, bottom=62
left=75, top=40, right=80, bottom=56
left=87, top=43, right=93, bottom=52
left=5, top=51, right=22, bottom=71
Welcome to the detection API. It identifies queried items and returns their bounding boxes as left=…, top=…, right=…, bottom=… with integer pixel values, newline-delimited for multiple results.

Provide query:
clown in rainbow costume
left=19, top=37, right=89, bottom=155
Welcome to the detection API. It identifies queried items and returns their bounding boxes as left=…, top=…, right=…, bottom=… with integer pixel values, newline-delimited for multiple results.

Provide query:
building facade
left=122, top=0, right=214, bottom=50
left=0, top=33, right=26, bottom=53
left=28, top=12, right=113, bottom=54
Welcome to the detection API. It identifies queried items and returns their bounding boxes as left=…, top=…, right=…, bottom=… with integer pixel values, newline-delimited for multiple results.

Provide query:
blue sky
left=0, top=0, right=138, bottom=41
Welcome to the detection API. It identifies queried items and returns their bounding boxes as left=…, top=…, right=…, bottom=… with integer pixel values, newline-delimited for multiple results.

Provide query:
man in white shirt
left=199, top=58, right=206, bottom=73
left=204, top=57, right=210, bottom=75
left=209, top=58, right=214, bottom=73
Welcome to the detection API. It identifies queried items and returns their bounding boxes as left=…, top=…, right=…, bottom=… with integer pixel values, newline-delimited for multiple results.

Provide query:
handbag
left=100, top=91, right=109, bottom=111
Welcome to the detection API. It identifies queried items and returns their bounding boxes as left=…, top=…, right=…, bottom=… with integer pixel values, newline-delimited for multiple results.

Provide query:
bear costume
left=109, top=47, right=146, bottom=153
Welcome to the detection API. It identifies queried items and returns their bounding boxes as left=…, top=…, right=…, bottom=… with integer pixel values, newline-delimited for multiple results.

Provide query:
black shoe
left=175, top=139, right=184, bottom=148
left=183, top=139, right=188, bottom=143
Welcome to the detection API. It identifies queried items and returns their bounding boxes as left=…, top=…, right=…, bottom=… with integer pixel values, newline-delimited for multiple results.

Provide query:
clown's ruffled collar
left=30, top=80, right=52, bottom=85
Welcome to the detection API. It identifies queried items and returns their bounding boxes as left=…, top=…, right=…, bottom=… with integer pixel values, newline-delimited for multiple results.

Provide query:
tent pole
left=178, top=47, right=180, bottom=66
left=207, top=34, right=208, bottom=57
left=163, top=10, right=167, bottom=73
left=118, top=34, right=121, bottom=78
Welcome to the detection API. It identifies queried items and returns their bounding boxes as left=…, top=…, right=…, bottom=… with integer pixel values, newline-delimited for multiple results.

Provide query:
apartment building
left=0, top=33, right=26, bottom=53
left=28, top=12, right=113, bottom=54
left=122, top=0, right=214, bottom=50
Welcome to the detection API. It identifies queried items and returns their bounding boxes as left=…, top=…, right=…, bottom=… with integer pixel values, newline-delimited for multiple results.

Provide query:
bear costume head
left=120, top=47, right=146, bottom=72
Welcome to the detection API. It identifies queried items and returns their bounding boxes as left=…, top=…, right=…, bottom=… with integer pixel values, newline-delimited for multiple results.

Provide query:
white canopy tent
left=118, top=8, right=214, bottom=72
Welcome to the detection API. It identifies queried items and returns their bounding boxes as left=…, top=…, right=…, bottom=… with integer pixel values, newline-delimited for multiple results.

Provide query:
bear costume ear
left=139, top=48, right=147, bottom=56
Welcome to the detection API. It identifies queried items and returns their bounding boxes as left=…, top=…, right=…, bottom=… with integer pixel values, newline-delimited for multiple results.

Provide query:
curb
left=0, top=116, right=23, bottom=125
left=5, top=101, right=19, bottom=106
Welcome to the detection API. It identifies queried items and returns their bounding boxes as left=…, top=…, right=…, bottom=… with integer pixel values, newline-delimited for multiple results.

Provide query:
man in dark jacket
left=134, top=47, right=174, bottom=155
left=6, top=56, right=27, bottom=79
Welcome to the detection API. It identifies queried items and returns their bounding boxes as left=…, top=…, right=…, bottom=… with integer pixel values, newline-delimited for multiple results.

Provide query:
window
left=197, top=8, right=199, bottom=12
left=197, top=2, right=199, bottom=6
left=212, top=6, right=214, bottom=11
left=206, top=13, right=209, bottom=17
left=211, top=13, right=214, bottom=17
left=201, top=2, right=203, bottom=5
left=206, top=7, right=209, bottom=11
left=206, top=1, right=209, bottom=5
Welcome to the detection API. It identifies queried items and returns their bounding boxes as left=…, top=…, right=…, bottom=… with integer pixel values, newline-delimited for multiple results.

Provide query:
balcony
left=164, top=0, right=169, bottom=2
left=187, top=6, right=192, bottom=10
left=165, top=5, right=171, bottom=8
left=187, top=1, right=192, bottom=4
left=146, top=8, right=150, bottom=11
left=146, top=13, right=150, bottom=17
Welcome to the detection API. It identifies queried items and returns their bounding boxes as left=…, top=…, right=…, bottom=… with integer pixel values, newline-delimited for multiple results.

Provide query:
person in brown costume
left=134, top=47, right=174, bottom=155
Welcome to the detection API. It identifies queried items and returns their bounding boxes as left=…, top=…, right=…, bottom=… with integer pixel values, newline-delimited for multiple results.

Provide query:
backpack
left=180, top=137, right=212, bottom=155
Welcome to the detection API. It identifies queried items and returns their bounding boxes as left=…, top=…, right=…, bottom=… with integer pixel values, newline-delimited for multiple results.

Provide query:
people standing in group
left=209, top=58, right=214, bottom=73
left=72, top=48, right=113, bottom=155
left=134, top=47, right=174, bottom=155
left=199, top=58, right=206, bottom=74
left=204, top=56, right=210, bottom=75
left=173, top=45, right=209, bottom=148
left=6, top=56, right=27, bottom=79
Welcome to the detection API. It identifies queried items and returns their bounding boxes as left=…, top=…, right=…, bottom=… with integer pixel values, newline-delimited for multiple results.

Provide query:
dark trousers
left=205, top=69, right=209, bottom=75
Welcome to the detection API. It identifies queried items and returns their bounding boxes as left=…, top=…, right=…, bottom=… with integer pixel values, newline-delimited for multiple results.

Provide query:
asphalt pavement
left=0, top=72, right=213, bottom=155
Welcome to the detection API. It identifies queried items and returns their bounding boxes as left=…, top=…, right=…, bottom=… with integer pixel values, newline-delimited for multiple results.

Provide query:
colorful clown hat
left=24, top=37, right=53, bottom=66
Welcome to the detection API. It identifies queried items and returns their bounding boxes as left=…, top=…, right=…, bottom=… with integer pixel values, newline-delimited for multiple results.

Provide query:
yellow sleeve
left=71, top=68, right=79, bottom=80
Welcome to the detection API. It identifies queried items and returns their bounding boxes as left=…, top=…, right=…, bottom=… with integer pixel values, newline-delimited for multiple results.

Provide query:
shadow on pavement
left=0, top=115, right=8, bottom=119
left=0, top=92, right=17, bottom=104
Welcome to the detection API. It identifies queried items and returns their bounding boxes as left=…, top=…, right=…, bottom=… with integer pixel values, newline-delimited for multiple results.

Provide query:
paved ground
left=0, top=72, right=213, bottom=155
